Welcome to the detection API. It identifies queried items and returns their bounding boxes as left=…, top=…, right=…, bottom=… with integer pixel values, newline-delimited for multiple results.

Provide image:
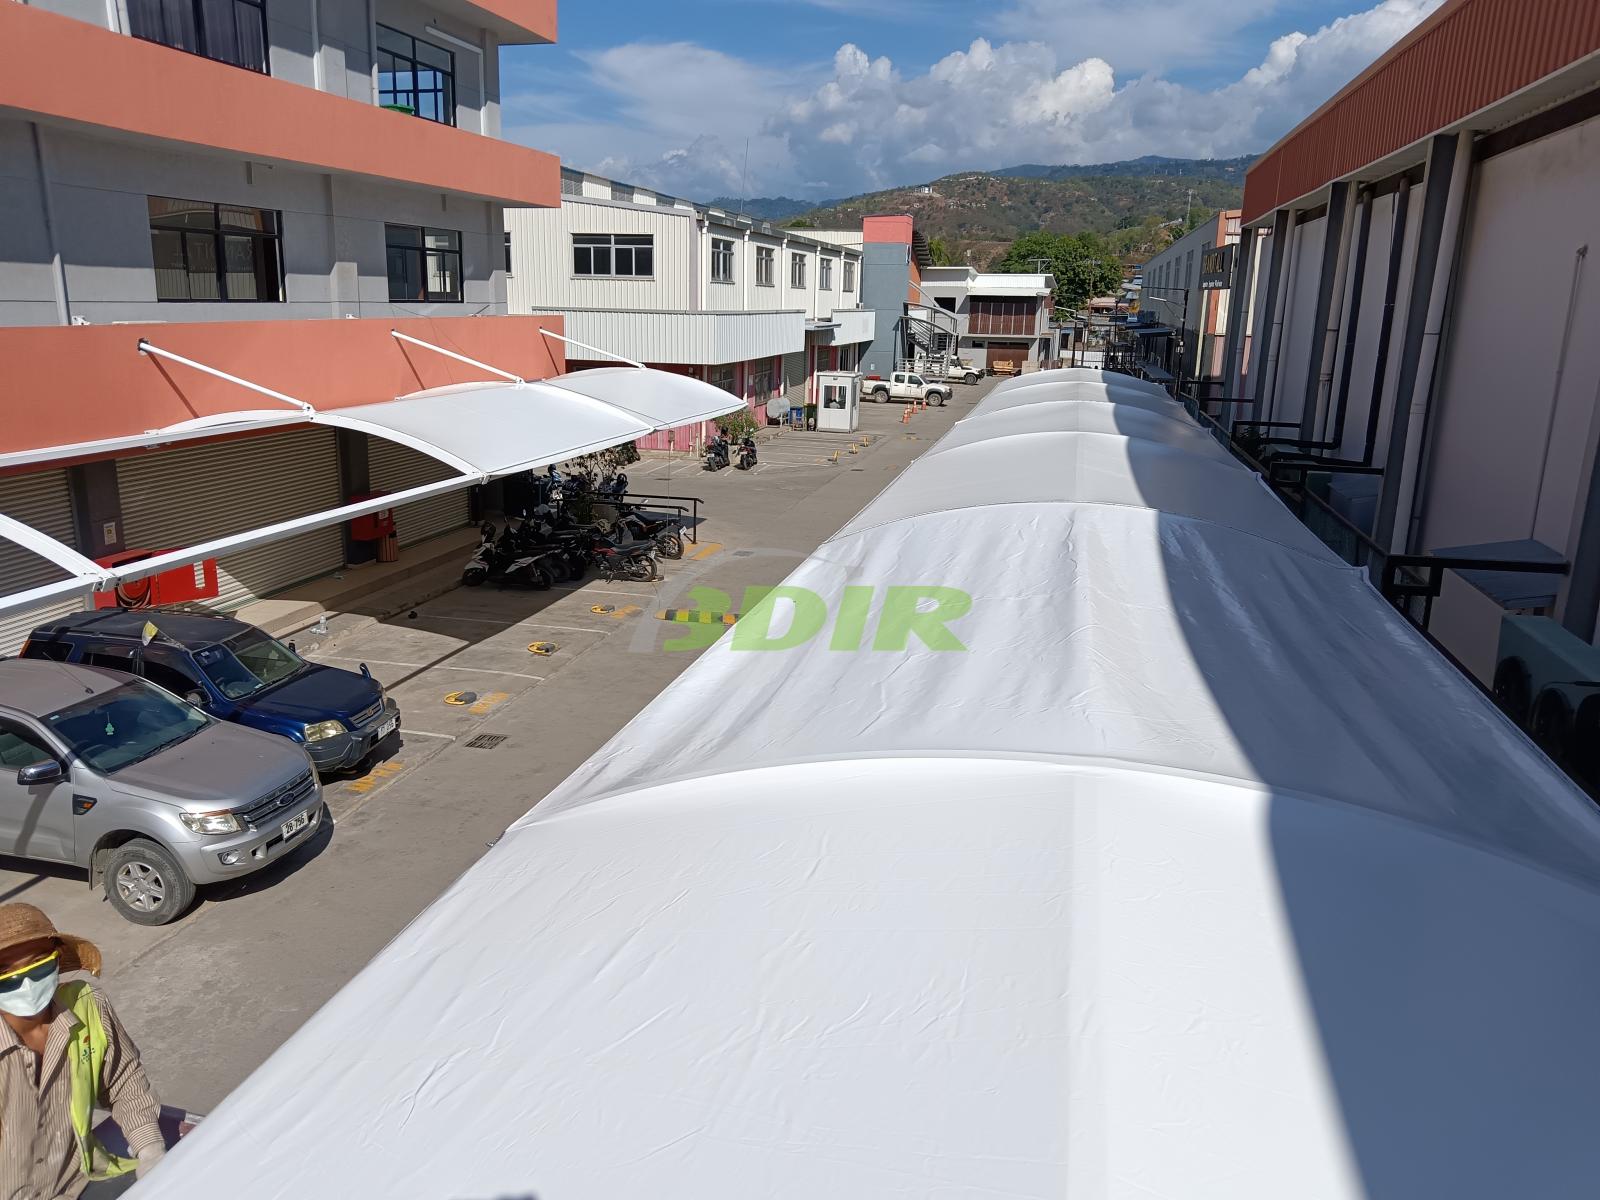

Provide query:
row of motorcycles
left=462, top=470, right=687, bottom=590
left=704, top=433, right=757, bottom=472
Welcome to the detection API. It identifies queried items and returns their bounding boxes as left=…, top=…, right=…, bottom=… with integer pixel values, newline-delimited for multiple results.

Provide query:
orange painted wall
left=863, top=215, right=915, bottom=245
left=475, top=0, right=557, bottom=43
left=0, top=316, right=566, bottom=461
left=0, top=5, right=559, bottom=208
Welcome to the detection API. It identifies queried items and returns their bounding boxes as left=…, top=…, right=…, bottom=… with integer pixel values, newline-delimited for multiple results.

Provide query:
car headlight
left=181, top=810, right=243, bottom=835
left=302, top=720, right=346, bottom=742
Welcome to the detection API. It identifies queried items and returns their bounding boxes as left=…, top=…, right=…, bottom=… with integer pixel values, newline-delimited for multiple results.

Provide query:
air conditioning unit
left=1494, top=615, right=1600, bottom=787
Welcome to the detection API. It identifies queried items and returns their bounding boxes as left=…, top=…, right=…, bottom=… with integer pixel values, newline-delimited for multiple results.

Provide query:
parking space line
left=401, top=729, right=457, bottom=740
left=313, top=655, right=430, bottom=669
left=552, top=585, right=658, bottom=598
left=689, top=542, right=723, bottom=560
left=420, top=615, right=605, bottom=635
left=433, top=666, right=547, bottom=682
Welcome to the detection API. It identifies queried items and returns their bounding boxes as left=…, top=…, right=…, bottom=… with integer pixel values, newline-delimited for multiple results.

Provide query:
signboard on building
left=1200, top=244, right=1234, bottom=291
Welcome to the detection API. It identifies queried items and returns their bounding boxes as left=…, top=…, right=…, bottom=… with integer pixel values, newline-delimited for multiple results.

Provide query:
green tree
left=928, top=237, right=954, bottom=266
left=995, top=231, right=1123, bottom=311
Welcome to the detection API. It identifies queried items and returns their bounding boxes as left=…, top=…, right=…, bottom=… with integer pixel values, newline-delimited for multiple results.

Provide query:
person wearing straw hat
left=0, top=904, right=163, bottom=1199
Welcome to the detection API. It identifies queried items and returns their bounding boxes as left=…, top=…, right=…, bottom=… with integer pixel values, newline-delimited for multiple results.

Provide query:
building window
left=504, top=231, right=513, bottom=275
left=820, top=258, right=833, bottom=290
left=377, top=26, right=455, bottom=125
left=935, top=296, right=956, bottom=312
left=572, top=234, right=653, bottom=277
left=747, top=361, right=773, bottom=397
left=148, top=197, right=283, bottom=302
left=709, top=364, right=737, bottom=393
left=711, top=238, right=735, bottom=284
left=127, top=0, right=267, bottom=72
left=755, top=245, right=775, bottom=287
left=843, top=260, right=856, bottom=291
left=790, top=252, right=806, bottom=289
left=385, top=225, right=462, bottom=302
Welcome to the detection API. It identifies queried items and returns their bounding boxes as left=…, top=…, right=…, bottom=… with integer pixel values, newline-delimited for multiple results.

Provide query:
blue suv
left=21, top=609, right=400, bottom=774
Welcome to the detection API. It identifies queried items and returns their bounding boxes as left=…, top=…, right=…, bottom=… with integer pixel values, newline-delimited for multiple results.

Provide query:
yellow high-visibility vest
left=59, top=981, right=141, bottom=1181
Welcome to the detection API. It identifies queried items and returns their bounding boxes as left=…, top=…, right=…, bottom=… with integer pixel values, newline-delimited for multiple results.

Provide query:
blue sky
left=500, top=0, right=1443, bottom=201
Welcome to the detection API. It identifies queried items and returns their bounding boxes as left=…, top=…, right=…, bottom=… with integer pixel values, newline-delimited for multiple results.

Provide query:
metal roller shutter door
left=0, top=471, right=83, bottom=656
left=366, top=437, right=471, bottom=547
left=783, top=350, right=807, bottom=408
left=117, top=427, right=344, bottom=612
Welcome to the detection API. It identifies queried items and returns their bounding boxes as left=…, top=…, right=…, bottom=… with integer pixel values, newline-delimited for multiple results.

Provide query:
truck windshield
left=195, top=631, right=305, bottom=700
left=46, top=681, right=208, bottom=774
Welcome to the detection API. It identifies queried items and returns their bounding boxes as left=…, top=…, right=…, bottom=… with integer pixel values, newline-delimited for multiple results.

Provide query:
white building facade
left=914, top=268, right=1057, bottom=373
left=508, top=171, right=873, bottom=447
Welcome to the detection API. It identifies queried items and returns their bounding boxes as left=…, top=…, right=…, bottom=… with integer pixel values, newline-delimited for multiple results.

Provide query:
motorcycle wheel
left=462, top=567, right=487, bottom=587
left=656, top=532, right=684, bottom=560
left=626, top=557, right=656, bottom=582
left=531, top=564, right=554, bottom=590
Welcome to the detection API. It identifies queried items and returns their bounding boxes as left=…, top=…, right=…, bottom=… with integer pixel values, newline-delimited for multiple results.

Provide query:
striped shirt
left=0, top=984, right=162, bottom=1200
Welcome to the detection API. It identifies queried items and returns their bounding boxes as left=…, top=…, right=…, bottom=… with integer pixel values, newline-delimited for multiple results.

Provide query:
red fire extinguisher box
left=349, top=493, right=397, bottom=542
left=93, top=550, right=220, bottom=609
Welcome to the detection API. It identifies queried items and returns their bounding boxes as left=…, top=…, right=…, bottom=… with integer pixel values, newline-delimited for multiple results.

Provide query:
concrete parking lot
left=0, top=382, right=993, bottom=1111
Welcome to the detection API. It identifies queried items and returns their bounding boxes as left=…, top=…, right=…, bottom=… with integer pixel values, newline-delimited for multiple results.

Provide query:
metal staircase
left=901, top=303, right=960, bottom=376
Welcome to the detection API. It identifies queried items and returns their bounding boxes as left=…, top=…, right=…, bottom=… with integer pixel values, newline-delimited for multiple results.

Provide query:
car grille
left=351, top=700, right=384, bottom=728
left=237, top=770, right=316, bottom=828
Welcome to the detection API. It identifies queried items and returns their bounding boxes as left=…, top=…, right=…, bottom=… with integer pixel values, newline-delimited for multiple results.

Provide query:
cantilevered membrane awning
left=0, top=343, right=744, bottom=616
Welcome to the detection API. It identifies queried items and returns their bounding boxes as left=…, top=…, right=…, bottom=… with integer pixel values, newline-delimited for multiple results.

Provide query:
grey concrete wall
left=1, top=120, right=505, bottom=327
left=28, top=0, right=500, bottom=131
left=858, top=243, right=908, bottom=377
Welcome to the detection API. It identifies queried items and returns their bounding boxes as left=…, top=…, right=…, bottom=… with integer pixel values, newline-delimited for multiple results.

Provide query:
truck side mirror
left=184, top=690, right=207, bottom=708
left=17, top=760, right=63, bottom=786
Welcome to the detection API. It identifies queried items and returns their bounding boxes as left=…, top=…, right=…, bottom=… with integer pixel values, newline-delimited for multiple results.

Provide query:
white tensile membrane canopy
left=145, top=373, right=1600, bottom=1199
left=0, top=354, right=743, bottom=616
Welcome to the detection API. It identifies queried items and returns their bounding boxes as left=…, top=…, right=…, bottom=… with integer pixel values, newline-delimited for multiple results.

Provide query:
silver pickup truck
left=0, top=659, right=325, bottom=925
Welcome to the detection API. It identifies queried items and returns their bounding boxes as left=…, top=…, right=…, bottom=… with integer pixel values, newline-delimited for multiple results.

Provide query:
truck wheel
left=871, top=388, right=889, bottom=403
left=105, top=839, right=196, bottom=926
left=964, top=373, right=978, bottom=385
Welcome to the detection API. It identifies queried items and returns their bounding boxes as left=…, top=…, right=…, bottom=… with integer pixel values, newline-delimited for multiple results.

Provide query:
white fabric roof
left=146, top=373, right=1600, bottom=1199
left=0, top=367, right=741, bottom=611
left=989, top=367, right=1171, bottom=398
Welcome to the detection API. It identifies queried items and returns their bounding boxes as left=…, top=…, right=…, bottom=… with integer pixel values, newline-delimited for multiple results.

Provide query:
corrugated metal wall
left=1244, top=0, right=1600, bottom=220
left=367, top=437, right=471, bottom=547
left=117, top=428, right=344, bottom=611
left=0, top=470, right=83, bottom=656
left=506, top=201, right=695, bottom=313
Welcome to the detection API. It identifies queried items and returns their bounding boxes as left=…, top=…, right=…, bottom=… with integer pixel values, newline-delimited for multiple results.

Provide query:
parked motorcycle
left=617, top=509, right=686, bottom=560
left=461, top=521, right=501, bottom=587
left=704, top=434, right=730, bottom=472
left=583, top=528, right=659, bottom=583
left=734, top=436, right=758, bottom=471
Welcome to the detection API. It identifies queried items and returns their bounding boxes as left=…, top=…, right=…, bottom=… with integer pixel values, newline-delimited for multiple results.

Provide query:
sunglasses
left=0, top=952, right=58, bottom=995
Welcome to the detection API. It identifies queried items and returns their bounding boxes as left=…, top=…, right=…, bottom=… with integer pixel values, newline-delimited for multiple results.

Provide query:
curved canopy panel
left=937, top=398, right=1234, bottom=460
left=991, top=367, right=1171, bottom=398
left=972, top=380, right=1187, bottom=420
left=325, top=380, right=654, bottom=478
left=148, top=369, right=1600, bottom=1200
left=543, top=365, right=747, bottom=429
left=837, top=429, right=1315, bottom=549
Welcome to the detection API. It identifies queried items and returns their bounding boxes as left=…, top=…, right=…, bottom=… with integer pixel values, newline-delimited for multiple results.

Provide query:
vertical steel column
left=1376, top=134, right=1471, bottom=555
left=1219, top=228, right=1254, bottom=399
left=1301, top=182, right=1353, bottom=440
left=1325, top=188, right=1374, bottom=452
left=1363, top=179, right=1412, bottom=464
left=1251, top=209, right=1293, bottom=419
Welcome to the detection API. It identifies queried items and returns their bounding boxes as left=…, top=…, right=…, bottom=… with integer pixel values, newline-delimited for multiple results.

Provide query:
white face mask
left=0, top=960, right=58, bottom=1019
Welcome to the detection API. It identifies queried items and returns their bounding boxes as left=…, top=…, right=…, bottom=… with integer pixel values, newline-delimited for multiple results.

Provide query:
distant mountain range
left=992, top=155, right=1255, bottom=183
left=704, top=196, right=832, bottom=221
left=700, top=157, right=1252, bottom=267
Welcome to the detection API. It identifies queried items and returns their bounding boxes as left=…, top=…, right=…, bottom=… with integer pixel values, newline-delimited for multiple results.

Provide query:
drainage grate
left=732, top=550, right=756, bottom=557
left=464, top=734, right=508, bottom=750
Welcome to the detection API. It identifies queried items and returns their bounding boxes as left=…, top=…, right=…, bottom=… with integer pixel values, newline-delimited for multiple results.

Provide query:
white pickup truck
left=917, top=360, right=983, bottom=386
left=864, top=371, right=954, bottom=407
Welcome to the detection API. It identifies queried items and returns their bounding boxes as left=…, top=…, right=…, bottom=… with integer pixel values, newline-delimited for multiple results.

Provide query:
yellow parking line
left=688, top=541, right=724, bottom=560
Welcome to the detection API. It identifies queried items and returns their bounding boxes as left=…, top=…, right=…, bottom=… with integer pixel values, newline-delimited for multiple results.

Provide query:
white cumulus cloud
left=508, top=0, right=1444, bottom=201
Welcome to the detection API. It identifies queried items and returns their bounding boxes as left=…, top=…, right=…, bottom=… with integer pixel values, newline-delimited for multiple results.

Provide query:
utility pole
left=1185, top=188, right=1193, bottom=228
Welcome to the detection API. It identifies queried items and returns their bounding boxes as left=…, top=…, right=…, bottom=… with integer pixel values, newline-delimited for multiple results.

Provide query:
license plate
left=377, top=717, right=397, bottom=739
left=281, top=810, right=311, bottom=841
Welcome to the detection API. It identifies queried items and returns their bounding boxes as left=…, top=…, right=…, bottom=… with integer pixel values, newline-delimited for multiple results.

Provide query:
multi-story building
left=1217, top=0, right=1600, bottom=715
left=915, top=266, right=1057, bottom=374
left=508, top=170, right=873, bottom=448
left=1140, top=209, right=1242, bottom=381
left=0, top=0, right=565, bottom=651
